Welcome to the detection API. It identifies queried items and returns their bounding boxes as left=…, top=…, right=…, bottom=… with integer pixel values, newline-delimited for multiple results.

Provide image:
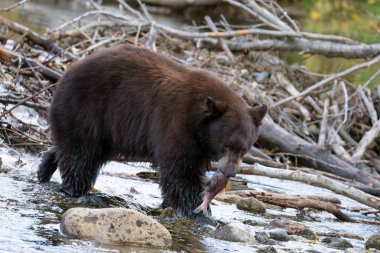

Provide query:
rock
left=236, top=197, right=266, bottom=214
left=255, top=231, right=270, bottom=243
left=213, top=224, right=256, bottom=243
left=60, top=208, right=172, bottom=248
left=257, top=246, right=277, bottom=253
left=289, top=235, right=309, bottom=243
left=329, top=238, right=353, bottom=250
left=345, top=248, right=365, bottom=253
left=214, top=193, right=240, bottom=204
left=366, top=233, right=380, bottom=250
left=268, top=219, right=318, bottom=240
left=268, top=229, right=290, bottom=242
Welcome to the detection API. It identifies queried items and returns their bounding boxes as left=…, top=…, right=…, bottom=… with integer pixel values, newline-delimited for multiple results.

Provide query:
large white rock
left=60, top=208, right=172, bottom=248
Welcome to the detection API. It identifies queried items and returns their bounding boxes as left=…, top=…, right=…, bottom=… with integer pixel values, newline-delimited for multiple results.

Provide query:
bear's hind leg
left=58, top=145, right=106, bottom=197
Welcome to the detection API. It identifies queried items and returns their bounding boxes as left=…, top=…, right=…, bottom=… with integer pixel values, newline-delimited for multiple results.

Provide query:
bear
left=37, top=44, right=267, bottom=216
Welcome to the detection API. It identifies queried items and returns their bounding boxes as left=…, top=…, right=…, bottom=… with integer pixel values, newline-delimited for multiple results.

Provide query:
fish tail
left=193, top=204, right=208, bottom=216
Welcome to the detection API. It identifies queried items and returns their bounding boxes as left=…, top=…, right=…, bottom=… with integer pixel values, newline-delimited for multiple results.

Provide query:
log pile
left=0, top=0, right=379, bottom=220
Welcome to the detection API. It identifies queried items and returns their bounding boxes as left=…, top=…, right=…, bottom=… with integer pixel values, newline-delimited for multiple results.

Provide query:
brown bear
left=38, top=44, right=267, bottom=216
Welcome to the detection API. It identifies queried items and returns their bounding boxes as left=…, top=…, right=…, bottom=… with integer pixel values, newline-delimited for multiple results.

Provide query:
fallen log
left=240, top=163, right=380, bottom=211
left=257, top=118, right=380, bottom=188
left=227, top=189, right=351, bottom=221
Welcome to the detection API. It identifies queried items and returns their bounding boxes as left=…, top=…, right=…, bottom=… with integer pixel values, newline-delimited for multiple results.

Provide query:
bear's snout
left=218, top=152, right=242, bottom=177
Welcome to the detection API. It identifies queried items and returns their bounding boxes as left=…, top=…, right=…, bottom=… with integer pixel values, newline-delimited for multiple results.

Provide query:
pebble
left=329, top=238, right=353, bottom=250
left=268, top=219, right=318, bottom=240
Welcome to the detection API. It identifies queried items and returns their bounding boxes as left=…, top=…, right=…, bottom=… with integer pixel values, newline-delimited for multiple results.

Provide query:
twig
left=0, top=16, right=76, bottom=60
left=352, top=120, right=380, bottom=162
left=0, top=45, right=62, bottom=81
left=242, top=0, right=293, bottom=32
left=204, top=16, right=235, bottom=64
left=0, top=0, right=28, bottom=12
left=318, top=98, right=330, bottom=146
left=272, top=54, right=380, bottom=108
left=358, top=87, right=378, bottom=125
left=0, top=83, right=56, bottom=120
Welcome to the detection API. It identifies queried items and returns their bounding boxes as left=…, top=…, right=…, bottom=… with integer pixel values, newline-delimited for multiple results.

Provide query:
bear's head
left=203, top=97, right=267, bottom=177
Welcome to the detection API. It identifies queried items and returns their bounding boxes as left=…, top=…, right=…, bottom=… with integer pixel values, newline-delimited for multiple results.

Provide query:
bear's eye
left=223, top=144, right=228, bottom=151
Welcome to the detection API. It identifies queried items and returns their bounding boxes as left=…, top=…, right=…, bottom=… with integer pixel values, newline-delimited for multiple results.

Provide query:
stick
left=272, top=54, right=380, bottom=108
left=0, top=0, right=28, bottom=12
left=204, top=16, right=235, bottom=63
left=0, top=83, right=56, bottom=120
left=358, top=87, right=378, bottom=126
left=318, top=98, right=330, bottom=145
left=352, top=120, right=380, bottom=162
left=0, top=45, right=62, bottom=81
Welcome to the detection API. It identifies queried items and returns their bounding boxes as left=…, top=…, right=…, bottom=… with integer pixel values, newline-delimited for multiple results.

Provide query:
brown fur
left=37, top=44, right=267, bottom=216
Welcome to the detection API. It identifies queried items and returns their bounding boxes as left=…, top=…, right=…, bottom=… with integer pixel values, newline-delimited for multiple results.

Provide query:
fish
left=193, top=169, right=230, bottom=216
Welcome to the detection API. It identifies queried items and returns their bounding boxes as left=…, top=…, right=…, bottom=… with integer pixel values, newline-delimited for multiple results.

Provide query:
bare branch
left=272, top=54, right=380, bottom=108
left=0, top=0, right=28, bottom=12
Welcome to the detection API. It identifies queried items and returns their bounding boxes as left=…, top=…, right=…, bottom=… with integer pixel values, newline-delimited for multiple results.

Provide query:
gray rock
left=213, top=224, right=256, bottom=243
left=345, top=248, right=365, bottom=253
left=366, top=233, right=380, bottom=250
left=268, top=219, right=318, bottom=240
left=329, top=238, right=353, bottom=250
left=268, top=229, right=290, bottom=242
left=60, top=207, right=172, bottom=248
left=257, top=246, right=277, bottom=253
left=255, top=231, right=270, bottom=243
left=236, top=197, right=266, bottom=214
left=289, top=235, right=308, bottom=242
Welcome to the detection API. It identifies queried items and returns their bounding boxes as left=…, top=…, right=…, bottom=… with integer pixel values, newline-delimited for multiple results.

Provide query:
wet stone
left=345, top=248, right=365, bottom=253
left=257, top=246, right=277, bottom=253
left=329, top=238, right=353, bottom=250
left=213, top=224, right=256, bottom=243
left=268, top=219, right=318, bottom=240
left=268, top=229, right=290, bottom=242
left=255, top=231, right=270, bottom=243
left=60, top=207, right=172, bottom=248
left=236, top=197, right=266, bottom=214
left=366, top=232, right=380, bottom=250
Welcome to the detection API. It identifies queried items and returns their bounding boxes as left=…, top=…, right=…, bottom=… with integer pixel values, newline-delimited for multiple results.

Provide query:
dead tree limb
left=257, top=119, right=380, bottom=188
left=227, top=39, right=380, bottom=59
left=228, top=189, right=351, bottom=221
left=240, top=163, right=380, bottom=211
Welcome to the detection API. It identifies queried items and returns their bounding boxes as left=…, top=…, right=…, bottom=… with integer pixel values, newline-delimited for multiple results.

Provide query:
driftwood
left=240, top=164, right=380, bottom=211
left=228, top=189, right=351, bottom=221
left=257, top=118, right=380, bottom=188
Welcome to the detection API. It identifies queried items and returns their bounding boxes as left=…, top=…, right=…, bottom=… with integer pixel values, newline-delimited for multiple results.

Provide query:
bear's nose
left=220, top=168, right=236, bottom=177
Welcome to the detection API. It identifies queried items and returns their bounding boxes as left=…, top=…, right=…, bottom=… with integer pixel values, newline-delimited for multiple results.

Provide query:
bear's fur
left=38, top=45, right=267, bottom=215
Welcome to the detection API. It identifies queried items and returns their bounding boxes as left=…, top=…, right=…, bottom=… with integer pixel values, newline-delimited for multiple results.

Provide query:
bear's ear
left=204, top=96, right=227, bottom=118
left=250, top=104, right=268, bottom=125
